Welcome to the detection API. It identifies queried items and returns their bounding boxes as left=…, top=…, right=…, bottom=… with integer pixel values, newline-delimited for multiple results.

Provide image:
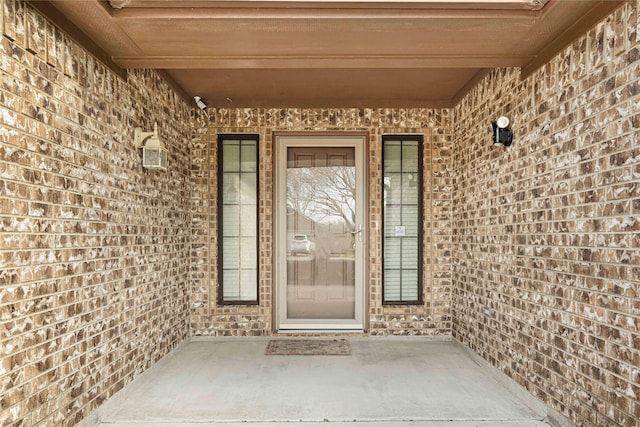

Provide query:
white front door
left=275, top=135, right=366, bottom=330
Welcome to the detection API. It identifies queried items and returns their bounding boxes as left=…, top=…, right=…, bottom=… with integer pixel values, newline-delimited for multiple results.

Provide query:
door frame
left=273, top=132, right=368, bottom=331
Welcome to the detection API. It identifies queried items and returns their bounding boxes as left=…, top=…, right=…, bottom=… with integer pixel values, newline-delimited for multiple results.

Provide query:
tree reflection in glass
left=286, top=147, right=356, bottom=320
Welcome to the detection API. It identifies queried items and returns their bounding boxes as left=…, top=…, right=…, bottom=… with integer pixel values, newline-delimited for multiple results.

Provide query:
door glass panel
left=286, top=147, right=356, bottom=319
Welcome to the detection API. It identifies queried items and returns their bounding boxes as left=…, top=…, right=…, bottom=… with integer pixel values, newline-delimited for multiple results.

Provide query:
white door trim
left=274, top=135, right=366, bottom=331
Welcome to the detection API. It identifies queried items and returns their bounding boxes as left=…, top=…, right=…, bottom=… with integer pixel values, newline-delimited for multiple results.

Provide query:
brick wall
left=0, top=1, right=192, bottom=425
left=190, top=109, right=453, bottom=336
left=452, top=2, right=640, bottom=425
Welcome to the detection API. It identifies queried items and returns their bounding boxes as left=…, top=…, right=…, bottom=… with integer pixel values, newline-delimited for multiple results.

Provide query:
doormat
left=265, top=339, right=351, bottom=356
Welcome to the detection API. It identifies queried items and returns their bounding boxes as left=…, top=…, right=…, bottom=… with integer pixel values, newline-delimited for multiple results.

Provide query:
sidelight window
left=382, top=135, right=423, bottom=304
left=218, top=135, right=259, bottom=303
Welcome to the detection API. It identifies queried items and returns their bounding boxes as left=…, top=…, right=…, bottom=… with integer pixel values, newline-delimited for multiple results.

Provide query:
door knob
left=351, top=224, right=363, bottom=241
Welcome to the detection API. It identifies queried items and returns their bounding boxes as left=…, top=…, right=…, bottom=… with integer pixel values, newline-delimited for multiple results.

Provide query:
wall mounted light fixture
left=134, top=122, right=168, bottom=170
left=491, top=116, right=514, bottom=147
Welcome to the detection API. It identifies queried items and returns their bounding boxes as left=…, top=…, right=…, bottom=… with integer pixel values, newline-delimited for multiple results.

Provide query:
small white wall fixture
left=134, top=122, right=168, bottom=170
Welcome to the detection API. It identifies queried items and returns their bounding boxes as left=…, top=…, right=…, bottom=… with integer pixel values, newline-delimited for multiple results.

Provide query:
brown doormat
left=265, top=339, right=351, bottom=356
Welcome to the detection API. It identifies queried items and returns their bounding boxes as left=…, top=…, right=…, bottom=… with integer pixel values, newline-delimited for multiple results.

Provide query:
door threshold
left=274, top=329, right=366, bottom=336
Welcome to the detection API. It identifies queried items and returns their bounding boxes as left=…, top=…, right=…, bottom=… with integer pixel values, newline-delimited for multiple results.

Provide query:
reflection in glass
left=286, top=147, right=356, bottom=319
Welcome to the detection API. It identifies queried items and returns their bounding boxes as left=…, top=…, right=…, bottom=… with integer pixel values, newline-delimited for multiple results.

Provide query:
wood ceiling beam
left=110, top=7, right=542, bottom=19
left=521, top=0, right=625, bottom=78
left=117, top=0, right=547, bottom=10
left=113, top=55, right=533, bottom=69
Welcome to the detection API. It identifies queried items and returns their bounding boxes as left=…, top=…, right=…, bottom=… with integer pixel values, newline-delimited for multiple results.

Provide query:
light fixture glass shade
left=143, top=145, right=168, bottom=170
left=136, top=125, right=168, bottom=170
left=496, top=116, right=510, bottom=128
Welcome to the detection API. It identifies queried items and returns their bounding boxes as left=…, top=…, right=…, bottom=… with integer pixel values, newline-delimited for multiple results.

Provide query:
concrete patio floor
left=90, top=337, right=555, bottom=426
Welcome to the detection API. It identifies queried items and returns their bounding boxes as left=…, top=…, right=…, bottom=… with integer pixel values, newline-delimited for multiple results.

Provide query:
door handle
left=351, top=224, right=363, bottom=241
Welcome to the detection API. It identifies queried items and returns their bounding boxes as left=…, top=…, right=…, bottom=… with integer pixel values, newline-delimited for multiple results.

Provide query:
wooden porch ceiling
left=36, top=0, right=624, bottom=108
